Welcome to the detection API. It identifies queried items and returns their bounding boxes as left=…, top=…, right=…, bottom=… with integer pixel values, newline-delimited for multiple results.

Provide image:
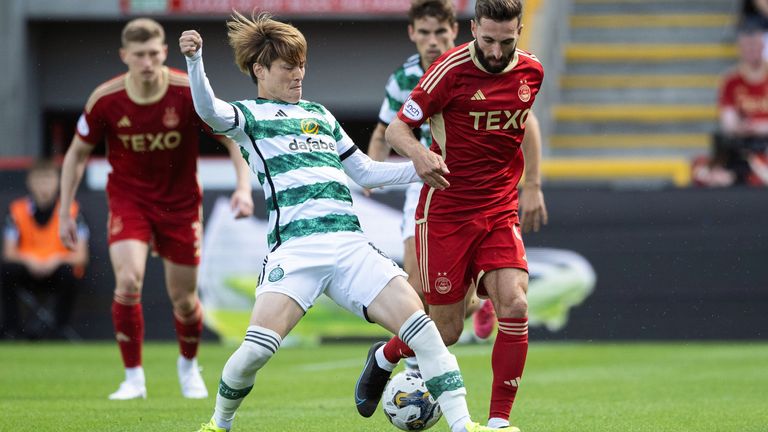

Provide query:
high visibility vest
left=9, top=197, right=80, bottom=265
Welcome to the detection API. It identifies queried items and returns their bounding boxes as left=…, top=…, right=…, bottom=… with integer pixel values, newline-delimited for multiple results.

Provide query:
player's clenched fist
left=179, top=30, right=202, bottom=57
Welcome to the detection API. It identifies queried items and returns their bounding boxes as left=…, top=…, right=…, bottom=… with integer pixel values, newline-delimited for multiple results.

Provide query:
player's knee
left=171, top=296, right=197, bottom=316
left=168, top=289, right=198, bottom=312
left=496, top=296, right=528, bottom=318
left=439, top=322, right=464, bottom=346
left=114, top=269, right=143, bottom=293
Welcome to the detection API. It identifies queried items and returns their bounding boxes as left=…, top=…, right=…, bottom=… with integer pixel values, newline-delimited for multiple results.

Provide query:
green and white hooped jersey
left=224, top=98, right=361, bottom=250
left=378, top=53, right=432, bottom=149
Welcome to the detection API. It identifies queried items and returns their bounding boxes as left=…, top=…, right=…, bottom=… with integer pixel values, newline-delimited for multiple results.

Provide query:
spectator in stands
left=0, top=160, right=89, bottom=340
left=696, top=21, right=768, bottom=186
left=742, top=0, right=768, bottom=57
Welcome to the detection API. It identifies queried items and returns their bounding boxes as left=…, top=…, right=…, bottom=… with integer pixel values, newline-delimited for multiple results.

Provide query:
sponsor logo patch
left=301, top=119, right=320, bottom=134
left=402, top=98, right=423, bottom=121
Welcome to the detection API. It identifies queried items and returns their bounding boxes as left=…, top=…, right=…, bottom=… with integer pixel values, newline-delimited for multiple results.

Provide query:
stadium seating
left=546, top=0, right=738, bottom=186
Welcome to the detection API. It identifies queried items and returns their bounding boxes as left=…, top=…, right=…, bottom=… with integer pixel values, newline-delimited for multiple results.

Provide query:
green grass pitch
left=1, top=341, right=766, bottom=431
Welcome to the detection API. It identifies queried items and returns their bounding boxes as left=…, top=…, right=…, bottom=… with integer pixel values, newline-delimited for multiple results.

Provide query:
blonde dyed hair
left=121, top=18, right=165, bottom=47
left=227, top=11, right=307, bottom=83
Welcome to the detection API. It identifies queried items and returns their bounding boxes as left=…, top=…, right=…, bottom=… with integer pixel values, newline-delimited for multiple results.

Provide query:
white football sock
left=125, top=366, right=145, bottom=384
left=213, top=326, right=281, bottom=430
left=398, top=311, right=471, bottom=431
left=488, top=417, right=510, bottom=428
left=177, top=355, right=197, bottom=372
left=375, top=346, right=398, bottom=372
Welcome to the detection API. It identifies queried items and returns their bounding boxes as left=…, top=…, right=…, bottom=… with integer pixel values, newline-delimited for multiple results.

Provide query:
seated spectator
left=696, top=21, right=768, bottom=186
left=742, top=0, right=768, bottom=58
left=0, top=160, right=89, bottom=339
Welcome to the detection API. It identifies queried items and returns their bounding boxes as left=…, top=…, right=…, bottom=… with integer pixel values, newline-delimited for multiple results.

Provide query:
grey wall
left=31, top=19, right=475, bottom=117
left=0, top=0, right=30, bottom=156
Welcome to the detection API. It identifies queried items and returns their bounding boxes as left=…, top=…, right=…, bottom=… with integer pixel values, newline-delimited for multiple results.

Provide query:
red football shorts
left=415, top=213, right=528, bottom=305
left=107, top=194, right=202, bottom=266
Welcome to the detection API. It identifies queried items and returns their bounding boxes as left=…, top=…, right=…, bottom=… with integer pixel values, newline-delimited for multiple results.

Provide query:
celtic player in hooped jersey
left=181, top=12, right=499, bottom=432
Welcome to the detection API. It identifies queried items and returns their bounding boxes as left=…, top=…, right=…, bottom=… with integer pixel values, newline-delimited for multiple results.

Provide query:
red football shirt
left=718, top=66, right=768, bottom=122
left=398, top=42, right=544, bottom=222
left=76, top=67, right=205, bottom=211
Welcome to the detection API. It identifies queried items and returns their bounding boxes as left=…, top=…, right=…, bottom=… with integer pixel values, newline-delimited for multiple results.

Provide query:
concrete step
left=566, top=61, right=732, bottom=75
left=560, top=74, right=721, bottom=89
left=549, top=133, right=709, bottom=159
left=555, top=121, right=716, bottom=135
left=573, top=0, right=736, bottom=15
left=549, top=147, right=706, bottom=159
left=551, top=133, right=710, bottom=150
left=541, top=157, right=693, bottom=187
left=565, top=43, right=736, bottom=63
left=561, top=87, right=716, bottom=104
left=554, top=104, right=716, bottom=122
left=570, top=13, right=734, bottom=28
left=570, top=27, right=731, bottom=44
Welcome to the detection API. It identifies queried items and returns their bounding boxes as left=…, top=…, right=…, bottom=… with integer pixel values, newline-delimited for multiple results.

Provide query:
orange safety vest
left=9, top=197, right=84, bottom=277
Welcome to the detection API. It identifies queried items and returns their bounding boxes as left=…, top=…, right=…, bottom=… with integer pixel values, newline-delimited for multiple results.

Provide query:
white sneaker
left=108, top=380, right=147, bottom=400
left=178, top=356, right=208, bottom=399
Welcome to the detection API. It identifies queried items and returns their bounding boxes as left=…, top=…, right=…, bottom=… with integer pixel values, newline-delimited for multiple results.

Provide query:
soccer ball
left=382, top=369, right=442, bottom=431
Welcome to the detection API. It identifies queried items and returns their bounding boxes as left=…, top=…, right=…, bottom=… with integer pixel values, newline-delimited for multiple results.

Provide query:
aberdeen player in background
left=355, top=0, right=547, bottom=430
left=59, top=18, right=253, bottom=400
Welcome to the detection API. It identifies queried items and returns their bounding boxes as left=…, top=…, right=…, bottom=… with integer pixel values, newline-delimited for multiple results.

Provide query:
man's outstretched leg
left=360, top=277, right=509, bottom=432
left=197, top=291, right=303, bottom=432
left=199, top=325, right=281, bottom=431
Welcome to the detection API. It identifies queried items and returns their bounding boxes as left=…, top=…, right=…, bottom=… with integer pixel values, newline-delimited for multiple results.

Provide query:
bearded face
left=471, top=17, right=522, bottom=73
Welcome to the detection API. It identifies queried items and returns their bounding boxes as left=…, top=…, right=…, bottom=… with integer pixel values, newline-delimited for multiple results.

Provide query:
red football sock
left=111, top=299, right=144, bottom=368
left=489, top=317, right=529, bottom=420
left=382, top=336, right=415, bottom=364
left=174, top=300, right=203, bottom=359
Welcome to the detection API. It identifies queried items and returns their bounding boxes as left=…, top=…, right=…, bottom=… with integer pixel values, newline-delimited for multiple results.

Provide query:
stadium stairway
left=544, top=0, right=739, bottom=186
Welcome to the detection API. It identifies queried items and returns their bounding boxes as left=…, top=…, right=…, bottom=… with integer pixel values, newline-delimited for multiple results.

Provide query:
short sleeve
left=395, top=61, right=448, bottom=129
left=76, top=102, right=106, bottom=146
left=718, top=76, right=737, bottom=109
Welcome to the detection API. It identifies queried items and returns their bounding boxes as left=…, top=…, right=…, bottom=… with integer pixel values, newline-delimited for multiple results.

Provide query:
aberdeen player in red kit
left=354, top=1, right=547, bottom=430
left=58, top=18, right=253, bottom=400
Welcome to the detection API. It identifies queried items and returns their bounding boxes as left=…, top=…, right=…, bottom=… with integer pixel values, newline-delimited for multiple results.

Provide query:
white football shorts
left=256, top=231, right=407, bottom=321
